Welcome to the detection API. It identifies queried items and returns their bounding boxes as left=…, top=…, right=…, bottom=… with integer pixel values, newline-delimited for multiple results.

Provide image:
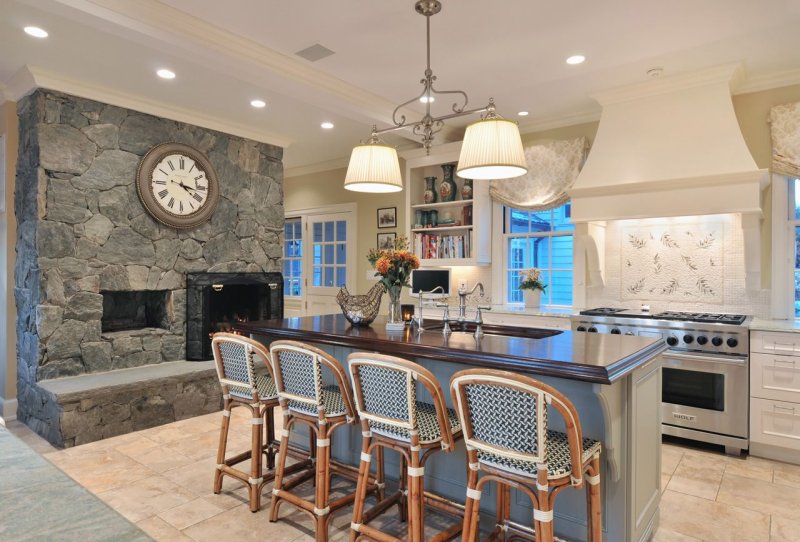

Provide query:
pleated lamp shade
left=344, top=142, right=403, bottom=193
left=457, top=117, right=528, bottom=180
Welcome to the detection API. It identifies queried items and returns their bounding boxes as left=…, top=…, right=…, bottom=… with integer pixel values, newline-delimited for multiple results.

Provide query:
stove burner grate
left=652, top=311, right=747, bottom=325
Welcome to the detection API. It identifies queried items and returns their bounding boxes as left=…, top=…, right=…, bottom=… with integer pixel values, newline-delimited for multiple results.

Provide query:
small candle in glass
left=400, top=304, right=415, bottom=324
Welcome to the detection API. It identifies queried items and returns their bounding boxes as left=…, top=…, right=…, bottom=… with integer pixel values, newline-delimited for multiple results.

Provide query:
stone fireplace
left=14, top=89, right=285, bottom=446
left=186, top=272, right=283, bottom=360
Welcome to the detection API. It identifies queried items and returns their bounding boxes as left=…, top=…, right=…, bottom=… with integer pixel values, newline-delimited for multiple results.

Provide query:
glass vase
left=387, top=283, right=403, bottom=327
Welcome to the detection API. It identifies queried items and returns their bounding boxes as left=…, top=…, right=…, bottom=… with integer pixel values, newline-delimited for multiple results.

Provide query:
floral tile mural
left=621, top=222, right=724, bottom=303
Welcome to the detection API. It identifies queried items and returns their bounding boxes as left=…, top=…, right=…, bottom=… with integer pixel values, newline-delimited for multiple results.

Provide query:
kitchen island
left=235, top=314, right=667, bottom=542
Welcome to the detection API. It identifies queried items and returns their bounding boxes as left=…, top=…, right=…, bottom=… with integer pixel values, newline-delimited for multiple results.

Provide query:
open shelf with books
left=402, top=142, right=491, bottom=266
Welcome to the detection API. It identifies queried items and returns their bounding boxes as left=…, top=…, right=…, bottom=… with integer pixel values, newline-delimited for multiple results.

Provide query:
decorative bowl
left=337, top=282, right=385, bottom=326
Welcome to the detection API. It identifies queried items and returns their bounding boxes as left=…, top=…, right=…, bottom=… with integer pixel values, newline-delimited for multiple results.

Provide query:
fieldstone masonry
left=15, top=89, right=284, bottom=446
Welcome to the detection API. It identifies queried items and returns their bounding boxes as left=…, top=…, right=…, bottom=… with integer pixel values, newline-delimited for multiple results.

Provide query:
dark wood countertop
left=234, top=314, right=667, bottom=384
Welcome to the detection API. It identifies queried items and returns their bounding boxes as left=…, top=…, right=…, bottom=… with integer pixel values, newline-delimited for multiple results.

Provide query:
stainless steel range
left=571, top=308, right=752, bottom=455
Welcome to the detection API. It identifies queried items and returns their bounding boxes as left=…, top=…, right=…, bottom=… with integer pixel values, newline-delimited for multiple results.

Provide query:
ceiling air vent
left=295, top=43, right=335, bottom=62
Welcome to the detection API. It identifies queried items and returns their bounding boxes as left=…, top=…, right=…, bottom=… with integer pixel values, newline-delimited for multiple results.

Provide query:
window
left=283, top=218, right=302, bottom=297
left=504, top=202, right=574, bottom=306
left=311, top=219, right=347, bottom=288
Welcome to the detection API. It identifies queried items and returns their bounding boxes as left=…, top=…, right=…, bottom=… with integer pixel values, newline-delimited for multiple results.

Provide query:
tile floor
left=6, top=409, right=800, bottom=542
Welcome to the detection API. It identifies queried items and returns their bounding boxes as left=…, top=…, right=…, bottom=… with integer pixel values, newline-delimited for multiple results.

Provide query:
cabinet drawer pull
left=772, top=405, right=797, bottom=414
left=773, top=359, right=797, bottom=368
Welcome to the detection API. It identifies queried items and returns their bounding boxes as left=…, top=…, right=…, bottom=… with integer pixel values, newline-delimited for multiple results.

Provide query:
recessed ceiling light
left=24, top=26, right=48, bottom=38
left=419, top=96, right=435, bottom=103
left=320, top=122, right=334, bottom=130
left=250, top=99, right=267, bottom=108
left=566, top=55, right=586, bottom=65
left=156, top=68, right=176, bottom=79
left=518, top=111, right=529, bottom=117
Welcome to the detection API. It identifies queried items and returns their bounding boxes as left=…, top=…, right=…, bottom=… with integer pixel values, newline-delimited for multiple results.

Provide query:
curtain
left=769, top=101, right=800, bottom=178
left=488, top=136, right=588, bottom=211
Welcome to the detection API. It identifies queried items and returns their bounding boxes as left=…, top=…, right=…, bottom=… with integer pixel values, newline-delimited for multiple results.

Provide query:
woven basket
left=337, top=282, right=385, bottom=326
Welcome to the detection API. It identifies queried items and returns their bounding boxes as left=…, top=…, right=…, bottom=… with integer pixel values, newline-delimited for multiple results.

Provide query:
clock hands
left=170, top=179, right=196, bottom=193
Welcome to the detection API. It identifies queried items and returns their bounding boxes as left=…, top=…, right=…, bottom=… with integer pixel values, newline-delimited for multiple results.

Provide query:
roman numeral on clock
left=193, top=192, right=203, bottom=203
left=179, top=201, right=184, bottom=212
left=194, top=175, right=204, bottom=181
left=179, top=157, right=185, bottom=170
left=168, top=197, right=175, bottom=209
left=196, top=185, right=206, bottom=191
left=153, top=179, right=166, bottom=185
left=158, top=189, right=168, bottom=199
left=168, top=160, right=175, bottom=171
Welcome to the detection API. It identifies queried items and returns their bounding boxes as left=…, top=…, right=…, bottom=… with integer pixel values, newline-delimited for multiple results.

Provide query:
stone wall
left=15, top=89, right=283, bottom=434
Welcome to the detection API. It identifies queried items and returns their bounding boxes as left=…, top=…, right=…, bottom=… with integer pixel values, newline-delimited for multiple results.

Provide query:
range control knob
left=711, top=337, right=723, bottom=347
left=666, top=336, right=679, bottom=346
left=610, top=328, right=621, bottom=335
left=683, top=335, right=694, bottom=344
left=696, top=336, right=708, bottom=345
left=727, top=337, right=739, bottom=348
left=625, top=331, right=635, bottom=336
left=588, top=327, right=598, bottom=333
left=576, top=326, right=586, bottom=332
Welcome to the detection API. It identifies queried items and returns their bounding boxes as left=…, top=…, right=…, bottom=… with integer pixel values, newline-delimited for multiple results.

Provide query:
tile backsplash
left=588, top=214, right=771, bottom=318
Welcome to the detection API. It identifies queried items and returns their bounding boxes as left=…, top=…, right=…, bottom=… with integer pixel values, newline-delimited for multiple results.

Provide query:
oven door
left=661, top=351, right=748, bottom=439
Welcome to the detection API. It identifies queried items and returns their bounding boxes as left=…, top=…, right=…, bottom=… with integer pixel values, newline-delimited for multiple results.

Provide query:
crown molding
left=3, top=65, right=294, bottom=147
left=285, top=157, right=349, bottom=179
left=734, top=67, right=800, bottom=95
left=50, top=0, right=421, bottom=133
left=517, top=107, right=601, bottom=134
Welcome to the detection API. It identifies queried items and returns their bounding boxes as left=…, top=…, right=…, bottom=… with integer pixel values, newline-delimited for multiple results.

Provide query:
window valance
left=488, top=136, right=588, bottom=211
left=769, top=101, right=800, bottom=178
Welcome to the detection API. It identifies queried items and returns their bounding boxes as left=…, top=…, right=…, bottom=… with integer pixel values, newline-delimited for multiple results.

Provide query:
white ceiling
left=2, top=0, right=800, bottom=172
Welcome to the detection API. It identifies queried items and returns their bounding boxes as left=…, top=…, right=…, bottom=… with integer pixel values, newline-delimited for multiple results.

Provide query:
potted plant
left=519, top=268, right=547, bottom=308
left=368, top=236, right=420, bottom=328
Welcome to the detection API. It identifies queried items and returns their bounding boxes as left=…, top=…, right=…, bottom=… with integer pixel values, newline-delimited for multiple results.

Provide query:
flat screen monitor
left=411, top=269, right=451, bottom=298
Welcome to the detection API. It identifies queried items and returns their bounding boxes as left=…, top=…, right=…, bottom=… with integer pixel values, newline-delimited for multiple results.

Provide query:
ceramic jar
left=461, top=178, right=473, bottom=200
left=438, top=163, right=457, bottom=202
left=424, top=176, right=437, bottom=204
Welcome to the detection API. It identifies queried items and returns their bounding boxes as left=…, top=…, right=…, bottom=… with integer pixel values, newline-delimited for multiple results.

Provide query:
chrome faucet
left=457, top=282, right=484, bottom=321
left=412, top=286, right=444, bottom=333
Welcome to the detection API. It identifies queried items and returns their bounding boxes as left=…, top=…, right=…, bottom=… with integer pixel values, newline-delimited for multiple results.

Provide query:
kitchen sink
left=422, top=321, right=562, bottom=339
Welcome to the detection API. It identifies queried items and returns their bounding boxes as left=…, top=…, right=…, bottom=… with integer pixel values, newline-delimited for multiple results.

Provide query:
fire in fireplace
left=186, top=272, right=283, bottom=360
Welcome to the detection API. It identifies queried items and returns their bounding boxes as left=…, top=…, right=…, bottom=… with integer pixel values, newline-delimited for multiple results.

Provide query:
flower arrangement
left=519, top=268, right=547, bottom=292
left=367, top=235, right=420, bottom=292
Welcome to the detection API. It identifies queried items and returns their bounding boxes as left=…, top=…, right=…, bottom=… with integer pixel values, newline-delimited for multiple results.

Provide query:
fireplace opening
left=101, top=290, right=171, bottom=332
left=186, top=272, right=283, bottom=360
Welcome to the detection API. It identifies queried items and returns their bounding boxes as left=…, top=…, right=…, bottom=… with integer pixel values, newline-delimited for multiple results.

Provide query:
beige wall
left=284, top=165, right=407, bottom=296
left=1, top=100, right=18, bottom=416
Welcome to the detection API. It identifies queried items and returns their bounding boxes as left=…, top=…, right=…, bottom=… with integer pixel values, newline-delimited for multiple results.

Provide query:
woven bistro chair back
left=269, top=340, right=355, bottom=421
left=451, top=369, right=585, bottom=485
left=348, top=352, right=458, bottom=451
left=211, top=333, right=275, bottom=402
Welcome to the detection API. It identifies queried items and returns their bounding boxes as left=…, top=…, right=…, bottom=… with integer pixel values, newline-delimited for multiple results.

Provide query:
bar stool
left=211, top=332, right=280, bottom=512
left=450, top=369, right=602, bottom=542
left=269, top=340, right=382, bottom=542
left=348, top=351, right=463, bottom=542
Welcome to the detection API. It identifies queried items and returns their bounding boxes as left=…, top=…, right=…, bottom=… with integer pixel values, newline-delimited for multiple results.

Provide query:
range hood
left=569, top=64, right=768, bottom=223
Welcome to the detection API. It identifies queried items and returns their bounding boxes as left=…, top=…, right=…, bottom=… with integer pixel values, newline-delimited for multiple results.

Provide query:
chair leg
left=264, top=405, right=276, bottom=470
left=534, top=469, right=554, bottom=542
left=349, top=437, right=373, bottom=542
left=270, top=415, right=292, bottom=522
left=313, top=421, right=331, bottom=542
left=248, top=403, right=264, bottom=512
left=407, top=449, right=425, bottom=542
left=375, top=445, right=385, bottom=502
left=398, top=454, right=408, bottom=522
left=586, top=454, right=602, bottom=542
left=213, top=399, right=232, bottom=494
left=461, top=463, right=481, bottom=542
left=496, top=481, right=510, bottom=541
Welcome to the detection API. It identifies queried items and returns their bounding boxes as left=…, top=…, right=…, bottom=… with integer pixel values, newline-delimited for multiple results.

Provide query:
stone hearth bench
left=22, top=361, right=221, bottom=448
left=0, top=425, right=152, bottom=540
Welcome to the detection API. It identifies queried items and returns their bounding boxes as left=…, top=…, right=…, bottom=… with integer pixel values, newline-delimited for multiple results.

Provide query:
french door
left=283, top=204, right=356, bottom=317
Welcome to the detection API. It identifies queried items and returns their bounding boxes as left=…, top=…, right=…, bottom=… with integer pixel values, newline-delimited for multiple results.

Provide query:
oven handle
left=663, top=351, right=748, bottom=367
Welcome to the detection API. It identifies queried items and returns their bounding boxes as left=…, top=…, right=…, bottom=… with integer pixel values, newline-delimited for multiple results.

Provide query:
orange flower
left=375, top=257, right=390, bottom=275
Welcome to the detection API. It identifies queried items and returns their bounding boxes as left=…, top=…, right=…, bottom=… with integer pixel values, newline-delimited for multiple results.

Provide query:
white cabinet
left=403, top=143, right=491, bottom=266
left=750, top=330, right=800, bottom=464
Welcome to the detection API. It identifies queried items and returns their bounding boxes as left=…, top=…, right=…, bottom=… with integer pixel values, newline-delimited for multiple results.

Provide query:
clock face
left=136, top=143, right=220, bottom=229
left=150, top=153, right=209, bottom=216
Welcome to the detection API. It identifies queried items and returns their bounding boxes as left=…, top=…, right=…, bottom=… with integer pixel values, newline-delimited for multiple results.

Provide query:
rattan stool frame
left=450, top=369, right=602, bottom=542
left=348, top=352, right=465, bottom=542
left=269, top=340, right=384, bottom=542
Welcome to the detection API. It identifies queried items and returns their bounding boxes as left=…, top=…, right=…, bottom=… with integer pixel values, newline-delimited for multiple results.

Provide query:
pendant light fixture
left=344, top=0, right=527, bottom=193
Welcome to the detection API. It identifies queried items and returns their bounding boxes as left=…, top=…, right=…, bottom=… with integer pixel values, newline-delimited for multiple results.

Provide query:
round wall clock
left=136, top=142, right=220, bottom=229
